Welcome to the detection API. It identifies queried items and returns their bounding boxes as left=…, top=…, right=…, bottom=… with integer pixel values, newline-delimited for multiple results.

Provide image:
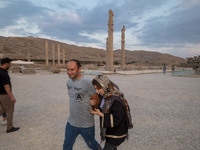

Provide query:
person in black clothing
left=89, top=75, right=133, bottom=150
left=0, top=57, right=20, bottom=133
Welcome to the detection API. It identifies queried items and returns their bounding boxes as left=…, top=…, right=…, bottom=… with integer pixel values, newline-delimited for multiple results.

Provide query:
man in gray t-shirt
left=63, top=59, right=101, bottom=150
left=67, top=75, right=96, bottom=127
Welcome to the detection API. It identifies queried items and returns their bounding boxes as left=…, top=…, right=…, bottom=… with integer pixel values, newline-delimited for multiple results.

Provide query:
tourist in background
left=171, top=65, right=175, bottom=76
left=63, top=59, right=101, bottom=150
left=89, top=75, right=133, bottom=150
left=163, top=64, right=166, bottom=75
left=0, top=57, right=20, bottom=133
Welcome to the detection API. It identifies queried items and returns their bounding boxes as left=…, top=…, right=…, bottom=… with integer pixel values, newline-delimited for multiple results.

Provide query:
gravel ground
left=0, top=71, right=200, bottom=150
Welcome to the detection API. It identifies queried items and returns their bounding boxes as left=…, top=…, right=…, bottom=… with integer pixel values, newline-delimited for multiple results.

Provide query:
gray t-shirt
left=67, top=75, right=96, bottom=128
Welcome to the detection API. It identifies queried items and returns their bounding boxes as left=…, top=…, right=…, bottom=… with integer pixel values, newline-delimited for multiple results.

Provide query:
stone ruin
left=105, top=9, right=127, bottom=71
left=105, top=9, right=115, bottom=71
left=20, top=9, right=127, bottom=73
left=121, top=25, right=125, bottom=70
left=45, top=41, right=67, bottom=73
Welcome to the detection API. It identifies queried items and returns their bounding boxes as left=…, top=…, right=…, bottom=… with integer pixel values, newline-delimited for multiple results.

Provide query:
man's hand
left=4, top=84, right=16, bottom=103
left=11, top=96, right=16, bottom=103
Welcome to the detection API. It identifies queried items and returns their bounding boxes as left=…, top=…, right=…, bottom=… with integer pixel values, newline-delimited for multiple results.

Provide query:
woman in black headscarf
left=89, top=75, right=133, bottom=150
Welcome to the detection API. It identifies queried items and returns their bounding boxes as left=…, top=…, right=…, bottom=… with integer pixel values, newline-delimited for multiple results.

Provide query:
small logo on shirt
left=75, top=93, right=84, bottom=101
left=74, top=87, right=82, bottom=91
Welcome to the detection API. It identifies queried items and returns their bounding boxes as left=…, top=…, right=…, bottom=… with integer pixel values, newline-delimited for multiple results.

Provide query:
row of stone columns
left=45, top=41, right=66, bottom=66
left=105, top=9, right=126, bottom=71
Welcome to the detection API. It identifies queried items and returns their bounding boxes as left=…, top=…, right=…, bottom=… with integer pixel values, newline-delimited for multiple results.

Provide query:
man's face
left=5, top=63, right=11, bottom=70
left=66, top=61, right=80, bottom=80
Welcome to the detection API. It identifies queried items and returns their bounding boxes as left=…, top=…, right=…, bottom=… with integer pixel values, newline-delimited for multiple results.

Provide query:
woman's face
left=94, top=85, right=105, bottom=96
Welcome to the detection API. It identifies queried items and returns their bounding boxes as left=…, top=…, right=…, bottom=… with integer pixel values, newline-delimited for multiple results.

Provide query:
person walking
left=163, top=64, right=166, bottom=75
left=171, top=65, right=175, bottom=76
left=89, top=75, right=133, bottom=150
left=63, top=59, right=101, bottom=150
left=0, top=57, right=20, bottom=133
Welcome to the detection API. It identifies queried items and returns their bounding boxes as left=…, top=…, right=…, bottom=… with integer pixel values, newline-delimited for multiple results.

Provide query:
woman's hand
left=89, top=108, right=103, bottom=117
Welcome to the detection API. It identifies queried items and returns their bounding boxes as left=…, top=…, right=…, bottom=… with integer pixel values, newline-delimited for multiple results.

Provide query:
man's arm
left=4, top=84, right=16, bottom=103
left=90, top=94, right=100, bottom=109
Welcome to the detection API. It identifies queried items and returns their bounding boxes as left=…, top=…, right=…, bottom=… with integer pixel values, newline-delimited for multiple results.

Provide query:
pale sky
left=0, top=0, right=200, bottom=58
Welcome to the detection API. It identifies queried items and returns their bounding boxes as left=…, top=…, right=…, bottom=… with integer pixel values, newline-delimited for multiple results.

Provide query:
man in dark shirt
left=0, top=57, right=20, bottom=133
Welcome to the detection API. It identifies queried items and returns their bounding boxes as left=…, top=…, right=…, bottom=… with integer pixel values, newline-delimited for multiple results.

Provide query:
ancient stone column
left=45, top=41, right=49, bottom=66
left=63, top=48, right=65, bottom=66
left=27, top=42, right=31, bottom=62
left=106, top=37, right=108, bottom=65
left=52, top=44, right=55, bottom=66
left=105, top=9, right=114, bottom=71
left=121, top=25, right=125, bottom=70
left=57, top=44, right=60, bottom=66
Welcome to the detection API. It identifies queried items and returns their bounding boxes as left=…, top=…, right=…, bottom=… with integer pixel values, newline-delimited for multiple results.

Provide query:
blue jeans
left=3, top=113, right=6, bottom=118
left=63, top=122, right=100, bottom=150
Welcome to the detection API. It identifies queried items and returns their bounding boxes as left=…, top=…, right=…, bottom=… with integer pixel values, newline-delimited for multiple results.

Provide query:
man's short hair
left=0, top=57, right=12, bottom=65
left=68, top=59, right=81, bottom=68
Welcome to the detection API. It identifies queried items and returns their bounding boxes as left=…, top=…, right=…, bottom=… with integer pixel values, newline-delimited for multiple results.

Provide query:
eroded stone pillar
left=52, top=44, right=55, bottom=66
left=27, top=42, right=31, bottom=62
left=121, top=25, right=125, bottom=70
left=57, top=44, right=60, bottom=66
left=105, top=9, right=114, bottom=71
left=63, top=48, right=65, bottom=66
left=45, top=41, right=49, bottom=66
left=106, top=38, right=108, bottom=66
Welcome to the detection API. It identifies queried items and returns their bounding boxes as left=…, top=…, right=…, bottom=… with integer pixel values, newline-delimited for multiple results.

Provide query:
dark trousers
left=3, top=113, right=6, bottom=118
left=103, top=142, right=117, bottom=150
left=0, top=94, right=14, bottom=130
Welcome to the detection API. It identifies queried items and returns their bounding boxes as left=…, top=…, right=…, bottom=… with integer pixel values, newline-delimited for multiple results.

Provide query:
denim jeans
left=63, top=122, right=100, bottom=150
left=3, top=113, right=6, bottom=118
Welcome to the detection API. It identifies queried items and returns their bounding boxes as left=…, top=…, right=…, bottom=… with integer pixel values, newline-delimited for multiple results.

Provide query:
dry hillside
left=0, top=37, right=185, bottom=65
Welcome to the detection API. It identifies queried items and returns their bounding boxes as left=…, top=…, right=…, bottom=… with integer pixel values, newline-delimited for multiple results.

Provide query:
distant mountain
left=0, top=37, right=185, bottom=65
left=0, top=36, right=106, bottom=61
left=114, top=50, right=185, bottom=65
left=0, top=36, right=6, bottom=39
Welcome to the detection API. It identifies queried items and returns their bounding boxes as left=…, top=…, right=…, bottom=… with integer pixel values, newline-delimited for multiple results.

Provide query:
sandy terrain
left=0, top=71, right=200, bottom=150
